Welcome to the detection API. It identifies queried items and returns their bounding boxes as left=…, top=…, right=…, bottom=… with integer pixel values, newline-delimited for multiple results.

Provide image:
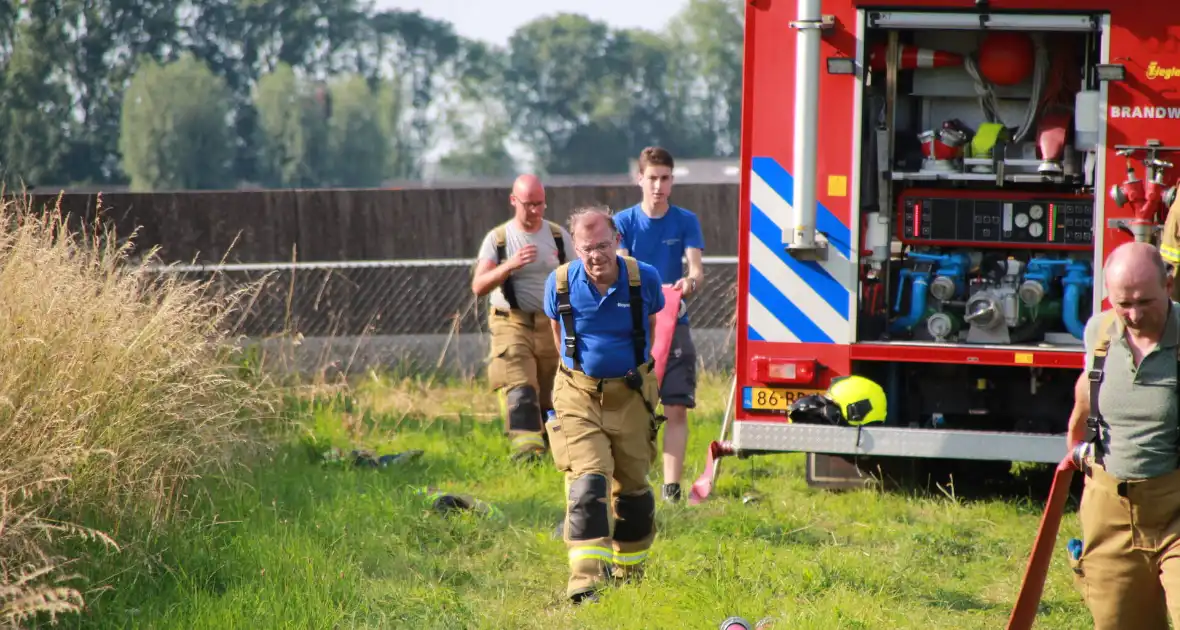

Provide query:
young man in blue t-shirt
left=613, top=146, right=706, bottom=504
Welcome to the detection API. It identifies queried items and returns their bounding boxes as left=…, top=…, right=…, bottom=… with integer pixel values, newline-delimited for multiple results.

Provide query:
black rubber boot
left=510, top=446, right=547, bottom=464
left=570, top=589, right=600, bottom=605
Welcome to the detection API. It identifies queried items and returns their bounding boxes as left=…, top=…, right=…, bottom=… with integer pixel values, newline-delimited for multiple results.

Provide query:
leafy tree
left=432, top=42, right=518, bottom=180
left=362, top=10, right=464, bottom=179
left=323, top=74, right=388, bottom=187
left=253, top=63, right=330, bottom=188
left=436, top=116, right=518, bottom=179
left=180, top=0, right=371, bottom=184
left=500, top=13, right=632, bottom=174
left=615, top=27, right=716, bottom=160
left=498, top=13, right=719, bottom=174
left=663, top=0, right=745, bottom=156
left=55, top=0, right=180, bottom=184
left=0, top=7, right=73, bottom=188
left=118, top=54, right=234, bottom=191
left=0, top=2, right=748, bottom=187
left=374, top=77, right=406, bottom=180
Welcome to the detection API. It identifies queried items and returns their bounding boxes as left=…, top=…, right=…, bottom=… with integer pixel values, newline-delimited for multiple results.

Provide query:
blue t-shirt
left=613, top=204, right=705, bottom=324
left=544, top=257, right=666, bottom=379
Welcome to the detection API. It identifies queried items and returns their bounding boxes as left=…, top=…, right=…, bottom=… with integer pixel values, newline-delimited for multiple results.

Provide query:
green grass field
left=59, top=371, right=1091, bottom=629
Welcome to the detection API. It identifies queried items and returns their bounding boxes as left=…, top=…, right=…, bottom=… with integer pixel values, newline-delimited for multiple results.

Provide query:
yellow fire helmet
left=825, top=375, right=887, bottom=426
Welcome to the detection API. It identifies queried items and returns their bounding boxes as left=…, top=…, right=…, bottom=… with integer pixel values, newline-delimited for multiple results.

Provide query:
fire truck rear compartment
left=849, top=15, right=1103, bottom=438
left=851, top=359, right=1076, bottom=435
left=720, top=11, right=1118, bottom=491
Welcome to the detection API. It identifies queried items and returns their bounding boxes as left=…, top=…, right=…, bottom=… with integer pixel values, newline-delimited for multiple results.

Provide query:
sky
left=373, top=0, right=690, bottom=47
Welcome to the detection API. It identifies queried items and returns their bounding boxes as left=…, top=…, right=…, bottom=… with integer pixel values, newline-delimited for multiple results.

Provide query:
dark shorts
left=660, top=323, right=698, bottom=408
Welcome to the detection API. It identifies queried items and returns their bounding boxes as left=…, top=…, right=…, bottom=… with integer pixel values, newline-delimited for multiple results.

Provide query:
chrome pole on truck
left=786, top=0, right=833, bottom=261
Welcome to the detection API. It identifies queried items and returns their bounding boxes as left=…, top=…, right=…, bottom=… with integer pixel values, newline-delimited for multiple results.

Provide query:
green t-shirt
left=1083, top=302, right=1180, bottom=479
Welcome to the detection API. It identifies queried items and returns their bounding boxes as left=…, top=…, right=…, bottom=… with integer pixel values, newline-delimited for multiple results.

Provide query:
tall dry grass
left=0, top=191, right=273, bottom=626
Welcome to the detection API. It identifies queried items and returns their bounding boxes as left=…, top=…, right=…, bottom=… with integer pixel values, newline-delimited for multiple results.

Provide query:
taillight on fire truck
left=751, top=357, right=817, bottom=385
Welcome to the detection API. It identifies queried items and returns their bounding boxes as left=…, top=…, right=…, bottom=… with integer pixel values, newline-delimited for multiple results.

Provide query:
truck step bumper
left=734, top=421, right=1064, bottom=463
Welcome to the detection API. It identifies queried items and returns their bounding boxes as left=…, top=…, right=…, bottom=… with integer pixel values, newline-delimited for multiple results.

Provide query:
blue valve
left=907, top=251, right=972, bottom=299
left=1062, top=260, right=1093, bottom=340
left=1063, top=259, right=1093, bottom=284
left=1024, top=257, right=1069, bottom=288
left=1019, top=257, right=1070, bottom=307
left=890, top=267, right=930, bottom=333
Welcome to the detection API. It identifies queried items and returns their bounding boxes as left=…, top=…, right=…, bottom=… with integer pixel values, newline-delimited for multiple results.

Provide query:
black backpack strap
left=548, top=221, right=567, bottom=265
left=555, top=262, right=579, bottom=370
left=492, top=223, right=520, bottom=310
left=621, top=255, right=647, bottom=368
left=1085, top=311, right=1119, bottom=465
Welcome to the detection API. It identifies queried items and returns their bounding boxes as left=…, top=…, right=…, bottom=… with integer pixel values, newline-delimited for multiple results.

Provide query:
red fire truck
left=691, top=0, right=1180, bottom=500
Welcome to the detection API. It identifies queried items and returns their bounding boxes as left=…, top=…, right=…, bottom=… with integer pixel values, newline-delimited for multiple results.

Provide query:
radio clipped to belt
left=624, top=363, right=665, bottom=441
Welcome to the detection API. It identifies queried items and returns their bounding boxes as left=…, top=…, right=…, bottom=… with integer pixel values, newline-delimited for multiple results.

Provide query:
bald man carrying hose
left=472, top=174, right=576, bottom=463
left=1065, top=241, right=1180, bottom=628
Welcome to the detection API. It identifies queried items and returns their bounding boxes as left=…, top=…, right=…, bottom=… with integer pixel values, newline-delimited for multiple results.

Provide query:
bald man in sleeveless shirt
left=472, top=175, right=576, bottom=462
left=1068, top=241, right=1180, bottom=629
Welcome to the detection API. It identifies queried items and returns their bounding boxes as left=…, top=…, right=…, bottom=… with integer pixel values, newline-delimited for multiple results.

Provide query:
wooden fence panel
left=21, top=183, right=741, bottom=263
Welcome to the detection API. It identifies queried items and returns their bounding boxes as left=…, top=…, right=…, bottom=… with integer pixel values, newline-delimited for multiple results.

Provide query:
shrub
left=0, top=190, right=273, bottom=626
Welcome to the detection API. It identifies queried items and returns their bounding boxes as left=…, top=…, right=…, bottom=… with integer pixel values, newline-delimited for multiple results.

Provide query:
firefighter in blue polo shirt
left=542, top=204, right=666, bottom=605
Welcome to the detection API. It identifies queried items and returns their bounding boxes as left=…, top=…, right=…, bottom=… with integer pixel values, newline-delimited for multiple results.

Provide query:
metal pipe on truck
left=789, top=0, right=823, bottom=254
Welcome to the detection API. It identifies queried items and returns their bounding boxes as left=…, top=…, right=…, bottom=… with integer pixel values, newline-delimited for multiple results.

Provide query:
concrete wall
left=248, top=328, right=738, bottom=380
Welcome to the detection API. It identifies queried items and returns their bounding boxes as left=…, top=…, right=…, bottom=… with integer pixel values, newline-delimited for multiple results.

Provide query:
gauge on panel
left=1015, top=213, right=1029, bottom=228
left=1029, top=205, right=1044, bottom=220
left=1028, top=222, right=1044, bottom=238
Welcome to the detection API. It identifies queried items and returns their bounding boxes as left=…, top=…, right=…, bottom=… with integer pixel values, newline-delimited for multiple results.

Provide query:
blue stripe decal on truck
left=745, top=156, right=853, bottom=344
left=751, top=157, right=852, bottom=258
left=750, top=203, right=849, bottom=317
left=748, top=267, right=834, bottom=343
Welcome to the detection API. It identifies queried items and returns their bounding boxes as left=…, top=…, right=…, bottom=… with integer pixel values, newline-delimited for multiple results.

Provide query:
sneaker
left=662, top=483, right=682, bottom=503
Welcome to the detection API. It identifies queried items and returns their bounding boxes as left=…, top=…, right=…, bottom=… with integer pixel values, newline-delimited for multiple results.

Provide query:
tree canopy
left=0, top=0, right=744, bottom=191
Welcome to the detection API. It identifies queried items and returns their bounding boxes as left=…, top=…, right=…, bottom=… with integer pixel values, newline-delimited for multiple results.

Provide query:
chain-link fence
left=149, top=258, right=739, bottom=337
left=148, top=257, right=740, bottom=375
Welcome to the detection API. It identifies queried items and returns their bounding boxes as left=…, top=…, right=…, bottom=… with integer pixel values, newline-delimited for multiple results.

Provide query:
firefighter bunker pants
left=1073, top=462, right=1180, bottom=629
left=487, top=309, right=559, bottom=458
left=547, top=362, right=661, bottom=598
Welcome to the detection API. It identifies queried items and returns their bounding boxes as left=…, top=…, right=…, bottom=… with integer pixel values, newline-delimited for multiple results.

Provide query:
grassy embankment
left=2, top=191, right=1092, bottom=629
left=68, top=371, right=1090, bottom=629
